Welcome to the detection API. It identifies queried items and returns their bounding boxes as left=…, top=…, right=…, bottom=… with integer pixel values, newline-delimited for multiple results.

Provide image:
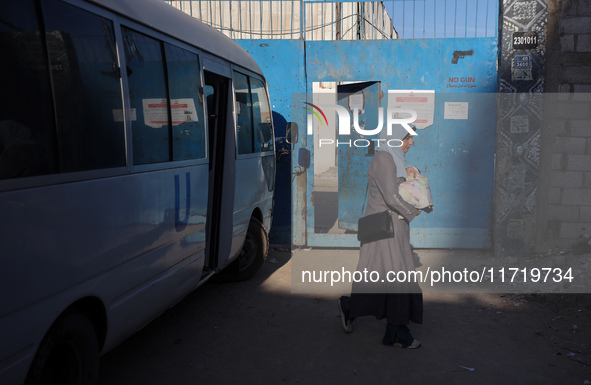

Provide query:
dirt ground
left=100, top=247, right=591, bottom=385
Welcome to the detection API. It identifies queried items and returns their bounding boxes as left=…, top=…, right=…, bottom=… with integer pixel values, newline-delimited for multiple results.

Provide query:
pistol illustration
left=451, top=49, right=473, bottom=64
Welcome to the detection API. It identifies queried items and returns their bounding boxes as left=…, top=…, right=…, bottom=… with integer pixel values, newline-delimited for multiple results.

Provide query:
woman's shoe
left=337, top=297, right=353, bottom=333
left=384, top=338, right=422, bottom=349
left=399, top=339, right=421, bottom=349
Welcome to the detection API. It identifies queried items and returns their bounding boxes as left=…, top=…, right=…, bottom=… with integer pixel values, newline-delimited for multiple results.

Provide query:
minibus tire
left=25, top=311, right=99, bottom=385
left=217, top=217, right=268, bottom=282
left=237, top=217, right=268, bottom=280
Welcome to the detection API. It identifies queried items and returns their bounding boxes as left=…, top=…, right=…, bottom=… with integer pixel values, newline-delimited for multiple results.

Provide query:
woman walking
left=338, top=124, right=423, bottom=349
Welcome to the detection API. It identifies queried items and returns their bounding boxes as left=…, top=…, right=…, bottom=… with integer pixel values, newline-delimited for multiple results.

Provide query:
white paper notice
left=349, top=93, right=364, bottom=111
left=143, top=98, right=198, bottom=128
left=444, top=102, right=469, bottom=120
left=143, top=99, right=168, bottom=128
left=170, top=99, right=198, bottom=125
left=387, top=90, right=435, bottom=129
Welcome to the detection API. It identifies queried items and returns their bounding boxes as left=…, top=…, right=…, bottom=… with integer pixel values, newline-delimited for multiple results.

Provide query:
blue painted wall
left=238, top=38, right=498, bottom=248
left=236, top=40, right=305, bottom=244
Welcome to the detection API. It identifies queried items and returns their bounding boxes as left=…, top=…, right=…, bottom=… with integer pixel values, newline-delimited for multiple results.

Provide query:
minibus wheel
left=217, top=217, right=268, bottom=282
left=25, top=311, right=99, bottom=385
left=236, top=217, right=269, bottom=280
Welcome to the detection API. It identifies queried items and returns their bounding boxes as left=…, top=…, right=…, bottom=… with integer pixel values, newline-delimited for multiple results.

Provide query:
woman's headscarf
left=376, top=123, right=413, bottom=179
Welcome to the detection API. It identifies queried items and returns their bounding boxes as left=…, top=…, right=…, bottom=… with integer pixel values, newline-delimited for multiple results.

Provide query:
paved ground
left=100, top=247, right=591, bottom=385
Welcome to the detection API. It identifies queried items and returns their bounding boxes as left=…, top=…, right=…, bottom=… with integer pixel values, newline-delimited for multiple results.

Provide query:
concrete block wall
left=536, top=0, right=591, bottom=250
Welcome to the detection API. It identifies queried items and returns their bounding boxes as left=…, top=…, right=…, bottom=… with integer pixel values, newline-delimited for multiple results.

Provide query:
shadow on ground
left=100, top=247, right=591, bottom=385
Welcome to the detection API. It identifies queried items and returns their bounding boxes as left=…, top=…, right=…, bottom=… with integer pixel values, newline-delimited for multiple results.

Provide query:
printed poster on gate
left=387, top=90, right=435, bottom=130
left=142, top=98, right=198, bottom=128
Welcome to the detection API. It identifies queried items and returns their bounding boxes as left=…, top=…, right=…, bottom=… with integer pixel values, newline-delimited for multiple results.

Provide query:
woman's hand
left=405, top=166, right=419, bottom=179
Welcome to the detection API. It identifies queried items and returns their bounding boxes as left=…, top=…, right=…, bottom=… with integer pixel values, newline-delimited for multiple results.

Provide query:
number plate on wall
left=512, top=32, right=538, bottom=50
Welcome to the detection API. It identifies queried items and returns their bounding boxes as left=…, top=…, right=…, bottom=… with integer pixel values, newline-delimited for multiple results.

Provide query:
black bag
left=357, top=210, right=394, bottom=244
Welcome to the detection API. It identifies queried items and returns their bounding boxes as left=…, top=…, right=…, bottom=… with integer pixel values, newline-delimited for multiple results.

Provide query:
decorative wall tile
left=494, top=0, right=548, bottom=256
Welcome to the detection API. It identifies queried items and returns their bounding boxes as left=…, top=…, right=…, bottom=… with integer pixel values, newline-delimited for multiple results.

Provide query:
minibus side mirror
left=285, top=122, right=298, bottom=144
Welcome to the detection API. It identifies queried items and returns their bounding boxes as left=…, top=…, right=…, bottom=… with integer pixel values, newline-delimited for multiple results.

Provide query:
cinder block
left=574, top=85, right=591, bottom=93
left=551, top=153, right=565, bottom=170
left=561, top=34, right=575, bottom=52
left=564, top=66, right=591, bottom=84
left=562, top=188, right=591, bottom=205
left=546, top=204, right=580, bottom=221
left=555, top=119, right=569, bottom=136
left=554, top=136, right=587, bottom=154
left=559, top=222, right=590, bottom=239
left=585, top=172, right=591, bottom=188
left=554, top=101, right=590, bottom=119
left=567, top=154, right=591, bottom=171
left=558, top=84, right=572, bottom=101
left=561, top=0, right=579, bottom=17
left=549, top=170, right=584, bottom=187
left=577, top=34, right=591, bottom=52
left=573, top=85, right=591, bottom=101
left=580, top=1, right=591, bottom=16
left=562, top=17, right=591, bottom=35
left=571, top=119, right=591, bottom=136
left=580, top=206, right=591, bottom=222
left=548, top=187, right=562, bottom=203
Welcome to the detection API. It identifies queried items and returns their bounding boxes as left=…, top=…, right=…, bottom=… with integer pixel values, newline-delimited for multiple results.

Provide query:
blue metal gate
left=299, top=38, right=498, bottom=248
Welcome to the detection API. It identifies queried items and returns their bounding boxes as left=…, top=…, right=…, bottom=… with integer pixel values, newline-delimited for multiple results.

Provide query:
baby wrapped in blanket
left=399, top=166, right=434, bottom=213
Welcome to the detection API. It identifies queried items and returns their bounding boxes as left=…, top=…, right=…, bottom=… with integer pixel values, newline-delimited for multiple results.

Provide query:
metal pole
left=199, top=0, right=203, bottom=25
left=423, top=0, right=426, bottom=38
left=301, top=0, right=305, bottom=39
left=403, top=0, right=405, bottom=39
left=464, top=0, right=468, bottom=38
left=239, top=1, right=243, bottom=38
left=485, top=0, right=489, bottom=37
left=412, top=0, right=415, bottom=39
left=475, top=0, right=478, bottom=37
left=209, top=0, right=213, bottom=27
left=321, top=2, right=324, bottom=40
left=229, top=1, right=233, bottom=38
left=454, top=0, right=457, bottom=38
left=434, top=0, right=436, bottom=38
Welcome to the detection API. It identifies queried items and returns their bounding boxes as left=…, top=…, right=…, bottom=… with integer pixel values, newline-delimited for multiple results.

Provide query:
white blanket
left=399, top=172, right=434, bottom=212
